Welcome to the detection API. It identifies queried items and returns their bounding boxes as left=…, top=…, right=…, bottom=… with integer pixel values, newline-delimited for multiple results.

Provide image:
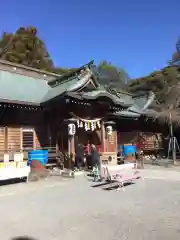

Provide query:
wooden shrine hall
left=0, top=59, right=155, bottom=166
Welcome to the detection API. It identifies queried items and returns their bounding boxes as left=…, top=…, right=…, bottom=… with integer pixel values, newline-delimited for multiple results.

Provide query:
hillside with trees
left=0, top=26, right=129, bottom=83
left=0, top=26, right=75, bottom=74
left=96, top=60, right=130, bottom=90
left=169, top=37, right=180, bottom=65
left=127, top=66, right=180, bottom=104
left=126, top=37, right=180, bottom=112
left=126, top=65, right=180, bottom=124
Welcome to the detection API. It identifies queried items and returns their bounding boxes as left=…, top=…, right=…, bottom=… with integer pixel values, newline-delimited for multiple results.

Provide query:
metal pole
left=169, top=112, right=173, bottom=137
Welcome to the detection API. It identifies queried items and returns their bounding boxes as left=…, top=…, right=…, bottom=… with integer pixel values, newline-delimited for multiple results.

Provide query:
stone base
left=28, top=160, right=48, bottom=181
left=61, top=169, right=75, bottom=178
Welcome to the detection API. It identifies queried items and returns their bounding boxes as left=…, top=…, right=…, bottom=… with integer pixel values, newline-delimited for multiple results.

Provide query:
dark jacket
left=76, top=144, right=84, bottom=159
left=91, top=149, right=100, bottom=166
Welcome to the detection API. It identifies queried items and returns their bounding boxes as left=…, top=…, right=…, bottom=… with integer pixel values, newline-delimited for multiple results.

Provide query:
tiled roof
left=0, top=65, right=94, bottom=105
left=111, top=92, right=155, bottom=118
left=79, top=89, right=133, bottom=107
left=0, top=70, right=50, bottom=104
left=0, top=65, right=135, bottom=108
left=0, top=61, right=155, bottom=117
left=42, top=72, right=93, bottom=103
left=66, top=89, right=133, bottom=107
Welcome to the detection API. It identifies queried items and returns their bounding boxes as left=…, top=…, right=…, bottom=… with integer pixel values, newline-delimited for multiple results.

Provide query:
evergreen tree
left=97, top=60, right=130, bottom=89
left=169, top=37, right=180, bottom=65
left=127, top=65, right=180, bottom=107
left=0, top=26, right=55, bottom=71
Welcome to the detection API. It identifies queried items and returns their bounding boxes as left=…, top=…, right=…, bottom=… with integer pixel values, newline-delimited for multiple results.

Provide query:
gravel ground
left=0, top=167, right=180, bottom=240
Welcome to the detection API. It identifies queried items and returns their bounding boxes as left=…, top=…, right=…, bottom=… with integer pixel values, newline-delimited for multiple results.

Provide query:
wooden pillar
left=68, top=137, right=71, bottom=156
left=100, top=121, right=106, bottom=153
left=68, top=135, right=75, bottom=169
left=71, top=135, right=75, bottom=163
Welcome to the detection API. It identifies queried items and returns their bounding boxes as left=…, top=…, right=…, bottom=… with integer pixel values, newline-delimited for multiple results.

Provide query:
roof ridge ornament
left=78, top=68, right=91, bottom=80
left=48, top=60, right=94, bottom=87
left=106, top=86, right=121, bottom=98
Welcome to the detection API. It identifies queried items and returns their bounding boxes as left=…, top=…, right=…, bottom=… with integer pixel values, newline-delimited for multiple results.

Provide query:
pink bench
left=103, top=164, right=143, bottom=191
left=115, top=171, right=142, bottom=191
left=101, top=163, right=136, bottom=180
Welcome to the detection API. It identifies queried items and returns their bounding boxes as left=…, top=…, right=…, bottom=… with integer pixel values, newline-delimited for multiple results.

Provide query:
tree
left=0, top=27, right=56, bottom=71
left=97, top=60, right=130, bottom=89
left=127, top=65, right=180, bottom=107
left=0, top=26, right=75, bottom=74
left=169, top=37, right=180, bottom=65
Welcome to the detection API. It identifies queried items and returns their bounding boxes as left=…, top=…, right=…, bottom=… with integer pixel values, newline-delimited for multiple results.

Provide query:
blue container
left=123, top=145, right=136, bottom=160
left=28, top=150, right=48, bottom=166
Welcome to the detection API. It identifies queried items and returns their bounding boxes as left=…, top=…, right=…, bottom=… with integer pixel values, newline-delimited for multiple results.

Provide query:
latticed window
left=22, top=128, right=34, bottom=150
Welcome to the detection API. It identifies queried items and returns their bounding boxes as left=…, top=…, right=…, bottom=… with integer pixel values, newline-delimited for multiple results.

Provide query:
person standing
left=75, top=143, right=84, bottom=170
left=135, top=150, right=144, bottom=169
left=91, top=144, right=101, bottom=181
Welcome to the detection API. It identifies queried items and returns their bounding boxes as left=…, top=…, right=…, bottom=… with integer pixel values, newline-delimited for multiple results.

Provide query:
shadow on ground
left=0, top=178, right=26, bottom=186
left=91, top=181, right=135, bottom=190
left=12, top=237, right=38, bottom=240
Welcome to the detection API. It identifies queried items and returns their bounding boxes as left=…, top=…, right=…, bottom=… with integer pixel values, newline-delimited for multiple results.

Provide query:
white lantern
left=106, top=125, right=112, bottom=135
left=68, top=123, right=76, bottom=135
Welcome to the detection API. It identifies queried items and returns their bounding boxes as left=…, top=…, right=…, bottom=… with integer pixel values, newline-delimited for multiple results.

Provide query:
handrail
left=0, top=146, right=57, bottom=154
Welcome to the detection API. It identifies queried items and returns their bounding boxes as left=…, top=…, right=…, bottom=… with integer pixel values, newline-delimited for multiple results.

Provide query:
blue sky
left=1, top=0, right=180, bottom=78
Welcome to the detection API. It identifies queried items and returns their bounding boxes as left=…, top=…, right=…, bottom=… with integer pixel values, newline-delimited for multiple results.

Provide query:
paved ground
left=0, top=166, right=180, bottom=240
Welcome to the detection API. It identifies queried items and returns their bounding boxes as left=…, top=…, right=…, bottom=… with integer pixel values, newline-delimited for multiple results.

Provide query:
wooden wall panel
left=21, top=125, right=51, bottom=150
left=117, top=131, right=138, bottom=145
left=7, top=127, right=21, bottom=151
left=0, top=127, right=5, bottom=158
left=104, top=131, right=117, bottom=152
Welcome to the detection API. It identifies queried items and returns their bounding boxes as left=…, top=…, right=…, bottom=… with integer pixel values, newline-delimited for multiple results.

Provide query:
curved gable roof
left=0, top=70, right=49, bottom=104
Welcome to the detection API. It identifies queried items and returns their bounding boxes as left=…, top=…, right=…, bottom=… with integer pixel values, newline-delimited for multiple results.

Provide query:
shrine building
left=0, top=59, right=156, bottom=166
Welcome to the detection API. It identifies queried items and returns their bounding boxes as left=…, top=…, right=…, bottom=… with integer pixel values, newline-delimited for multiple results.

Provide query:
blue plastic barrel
left=123, top=145, right=136, bottom=161
left=28, top=150, right=48, bottom=166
